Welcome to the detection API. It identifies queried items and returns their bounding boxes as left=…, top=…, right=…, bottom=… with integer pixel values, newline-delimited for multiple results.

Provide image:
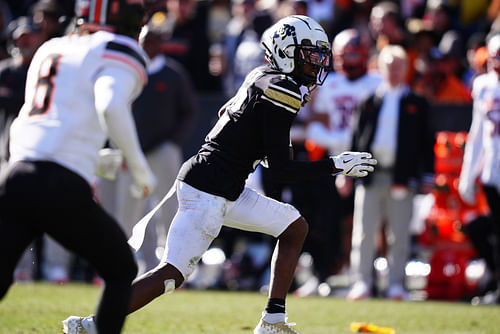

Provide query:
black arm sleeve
left=260, top=100, right=336, bottom=183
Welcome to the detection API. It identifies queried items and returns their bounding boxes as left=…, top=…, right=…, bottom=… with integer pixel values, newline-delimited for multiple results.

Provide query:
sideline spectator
left=368, top=1, right=405, bottom=52
left=346, top=45, right=434, bottom=301
left=405, top=20, right=437, bottom=85
left=0, top=16, right=41, bottom=170
left=463, top=32, right=488, bottom=89
left=30, top=0, right=70, bottom=41
left=0, top=0, right=12, bottom=61
left=422, top=0, right=457, bottom=41
left=222, top=0, right=272, bottom=97
left=160, top=0, right=217, bottom=91
left=437, top=30, right=466, bottom=80
left=207, top=0, right=231, bottom=46
left=413, top=46, right=472, bottom=104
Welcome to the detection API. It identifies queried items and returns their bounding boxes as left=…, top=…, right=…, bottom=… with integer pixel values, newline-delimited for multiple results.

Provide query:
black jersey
left=177, top=65, right=336, bottom=201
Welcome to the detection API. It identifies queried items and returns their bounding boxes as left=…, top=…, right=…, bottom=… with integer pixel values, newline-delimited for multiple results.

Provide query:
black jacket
left=351, top=87, right=435, bottom=188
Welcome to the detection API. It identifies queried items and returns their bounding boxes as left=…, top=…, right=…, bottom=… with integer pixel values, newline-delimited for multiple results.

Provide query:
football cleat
left=254, top=315, right=298, bottom=334
left=62, top=315, right=97, bottom=334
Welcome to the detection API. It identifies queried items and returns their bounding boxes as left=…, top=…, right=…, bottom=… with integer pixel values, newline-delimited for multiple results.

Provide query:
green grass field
left=0, top=282, right=498, bottom=334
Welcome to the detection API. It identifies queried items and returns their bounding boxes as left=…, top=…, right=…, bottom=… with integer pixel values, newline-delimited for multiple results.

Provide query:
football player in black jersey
left=73, top=15, right=377, bottom=334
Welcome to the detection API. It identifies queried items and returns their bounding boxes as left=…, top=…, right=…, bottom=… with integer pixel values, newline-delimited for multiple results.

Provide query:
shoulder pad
left=102, top=39, right=148, bottom=85
left=258, top=73, right=302, bottom=114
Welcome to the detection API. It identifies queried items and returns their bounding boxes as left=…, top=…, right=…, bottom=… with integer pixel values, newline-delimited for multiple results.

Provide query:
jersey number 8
left=30, top=54, right=62, bottom=116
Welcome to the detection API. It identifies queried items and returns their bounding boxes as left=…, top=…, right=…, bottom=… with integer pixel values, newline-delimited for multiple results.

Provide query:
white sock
left=262, top=312, right=286, bottom=324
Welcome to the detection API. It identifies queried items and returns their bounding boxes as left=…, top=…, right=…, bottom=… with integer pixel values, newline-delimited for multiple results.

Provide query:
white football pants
left=163, top=181, right=301, bottom=279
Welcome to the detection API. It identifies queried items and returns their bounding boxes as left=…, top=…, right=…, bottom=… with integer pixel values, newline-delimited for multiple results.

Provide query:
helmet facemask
left=293, top=40, right=331, bottom=87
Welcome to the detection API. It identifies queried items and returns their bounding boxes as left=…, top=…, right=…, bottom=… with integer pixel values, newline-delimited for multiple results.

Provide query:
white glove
left=128, top=163, right=157, bottom=199
left=95, top=148, right=123, bottom=181
left=331, top=151, right=377, bottom=177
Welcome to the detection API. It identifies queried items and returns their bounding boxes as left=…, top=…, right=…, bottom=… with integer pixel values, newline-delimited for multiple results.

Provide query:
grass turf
left=0, top=282, right=498, bottom=333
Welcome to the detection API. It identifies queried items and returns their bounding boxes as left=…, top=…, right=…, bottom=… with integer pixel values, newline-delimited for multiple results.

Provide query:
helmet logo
left=276, top=24, right=296, bottom=41
left=272, top=24, right=296, bottom=59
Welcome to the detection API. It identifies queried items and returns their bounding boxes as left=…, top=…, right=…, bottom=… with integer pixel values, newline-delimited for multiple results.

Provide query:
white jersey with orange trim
left=307, top=71, right=382, bottom=154
left=9, top=30, right=148, bottom=184
left=459, top=71, right=500, bottom=196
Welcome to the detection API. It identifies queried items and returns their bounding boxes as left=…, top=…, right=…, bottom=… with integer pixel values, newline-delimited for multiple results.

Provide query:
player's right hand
left=331, top=151, right=377, bottom=177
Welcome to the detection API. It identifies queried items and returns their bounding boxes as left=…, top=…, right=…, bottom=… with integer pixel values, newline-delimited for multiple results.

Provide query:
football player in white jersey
left=459, top=33, right=500, bottom=305
left=0, top=1, right=156, bottom=334
left=69, top=15, right=377, bottom=334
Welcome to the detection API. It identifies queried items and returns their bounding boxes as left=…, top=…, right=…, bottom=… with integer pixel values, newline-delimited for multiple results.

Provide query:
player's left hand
left=331, top=151, right=377, bottom=177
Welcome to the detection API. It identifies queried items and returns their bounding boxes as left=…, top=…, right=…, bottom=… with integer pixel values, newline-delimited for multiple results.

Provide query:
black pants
left=0, top=161, right=137, bottom=334
left=483, top=185, right=500, bottom=275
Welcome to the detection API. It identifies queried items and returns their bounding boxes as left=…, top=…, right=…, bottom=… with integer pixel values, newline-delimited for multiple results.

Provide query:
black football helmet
left=75, top=0, right=145, bottom=38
